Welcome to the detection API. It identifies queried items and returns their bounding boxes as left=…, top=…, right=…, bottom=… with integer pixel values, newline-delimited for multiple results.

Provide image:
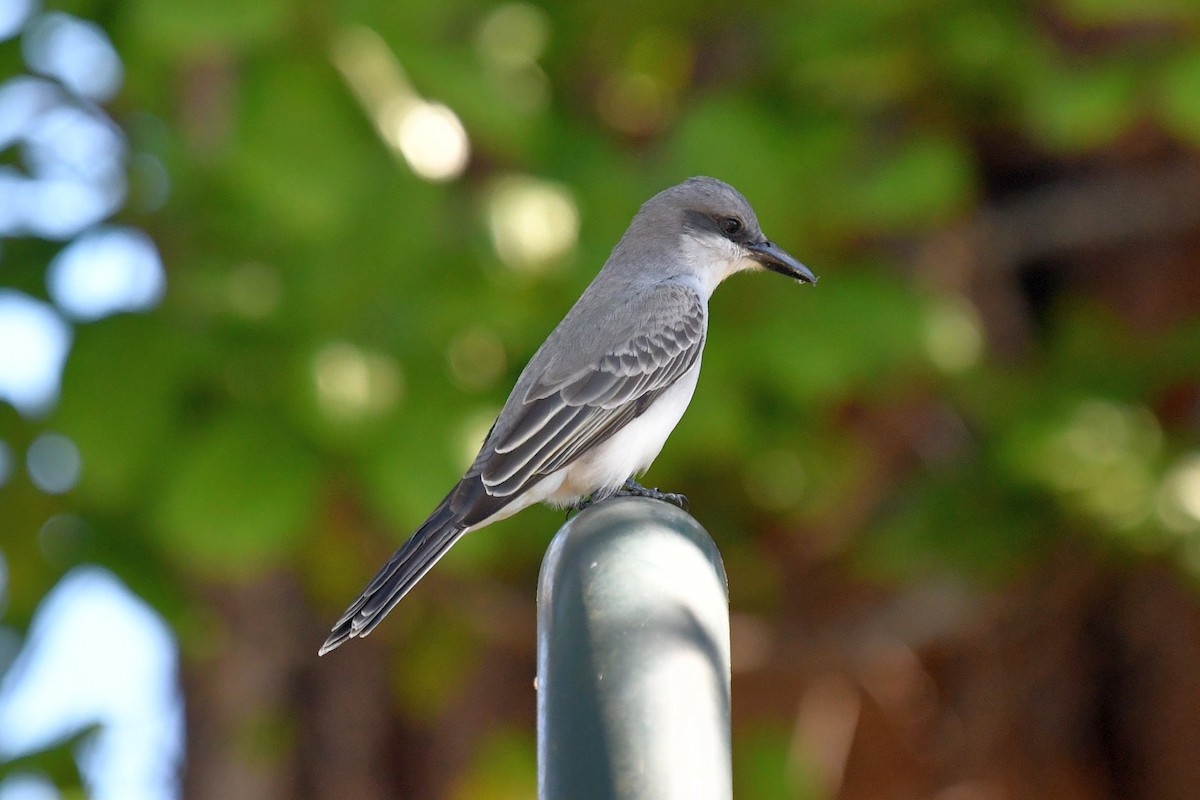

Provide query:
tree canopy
left=2, top=0, right=1200, bottom=797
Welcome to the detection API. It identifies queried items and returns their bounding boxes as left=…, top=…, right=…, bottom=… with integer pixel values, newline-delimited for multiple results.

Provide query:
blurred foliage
left=0, top=723, right=92, bottom=791
left=2, top=0, right=1200, bottom=797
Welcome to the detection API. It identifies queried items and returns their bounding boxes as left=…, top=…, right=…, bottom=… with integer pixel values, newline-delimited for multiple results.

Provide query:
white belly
left=546, top=360, right=701, bottom=504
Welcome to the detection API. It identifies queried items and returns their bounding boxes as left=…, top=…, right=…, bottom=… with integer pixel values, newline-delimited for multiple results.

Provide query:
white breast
left=545, top=361, right=702, bottom=506
left=469, top=362, right=703, bottom=529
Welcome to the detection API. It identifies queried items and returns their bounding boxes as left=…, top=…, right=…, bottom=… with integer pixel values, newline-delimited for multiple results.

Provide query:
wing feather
left=480, top=284, right=705, bottom=497
left=484, top=403, right=579, bottom=485
left=492, top=399, right=566, bottom=455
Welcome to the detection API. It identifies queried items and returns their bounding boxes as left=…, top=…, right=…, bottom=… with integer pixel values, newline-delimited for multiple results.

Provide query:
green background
left=4, top=0, right=1200, bottom=797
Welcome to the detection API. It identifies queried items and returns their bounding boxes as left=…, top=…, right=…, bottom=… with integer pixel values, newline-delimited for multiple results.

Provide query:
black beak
left=747, top=240, right=817, bottom=285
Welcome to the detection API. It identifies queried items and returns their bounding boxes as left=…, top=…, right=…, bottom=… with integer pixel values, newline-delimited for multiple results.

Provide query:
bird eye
left=720, top=217, right=742, bottom=236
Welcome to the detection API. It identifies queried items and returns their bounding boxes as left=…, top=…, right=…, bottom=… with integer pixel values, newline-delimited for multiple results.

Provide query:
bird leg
left=614, top=478, right=689, bottom=511
left=565, top=479, right=689, bottom=518
left=565, top=489, right=609, bottom=518
left=565, top=483, right=621, bottom=518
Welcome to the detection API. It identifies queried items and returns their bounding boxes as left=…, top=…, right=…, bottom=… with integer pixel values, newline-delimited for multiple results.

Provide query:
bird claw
left=565, top=494, right=601, bottom=519
left=615, top=478, right=689, bottom=512
left=564, top=479, right=689, bottom=518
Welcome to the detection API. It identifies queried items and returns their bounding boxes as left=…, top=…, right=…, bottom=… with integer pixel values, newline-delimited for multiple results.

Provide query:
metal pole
left=537, top=496, right=731, bottom=800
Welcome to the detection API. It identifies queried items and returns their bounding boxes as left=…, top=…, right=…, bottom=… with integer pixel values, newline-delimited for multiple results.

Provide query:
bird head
left=662, top=176, right=816, bottom=293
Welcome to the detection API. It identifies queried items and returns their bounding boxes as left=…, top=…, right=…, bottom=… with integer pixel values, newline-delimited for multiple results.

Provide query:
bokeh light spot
left=1031, top=399, right=1162, bottom=531
left=477, top=3, right=548, bottom=68
left=332, top=25, right=470, bottom=183
left=0, top=0, right=35, bottom=41
left=22, top=12, right=123, bottom=101
left=38, top=512, right=91, bottom=565
left=1158, top=453, right=1200, bottom=533
left=127, top=153, right=170, bottom=213
left=0, top=567, right=182, bottom=800
left=1062, top=401, right=1161, bottom=468
left=475, top=4, right=550, bottom=113
left=389, top=100, right=469, bottom=182
left=312, top=342, right=402, bottom=421
left=924, top=296, right=983, bottom=373
left=47, top=226, right=165, bottom=321
left=1170, top=457, right=1200, bottom=521
left=26, top=432, right=81, bottom=494
left=3, top=94, right=127, bottom=239
left=0, top=76, right=58, bottom=150
left=28, top=176, right=119, bottom=239
left=487, top=175, right=579, bottom=272
left=0, top=291, right=71, bottom=416
left=25, top=104, right=124, bottom=183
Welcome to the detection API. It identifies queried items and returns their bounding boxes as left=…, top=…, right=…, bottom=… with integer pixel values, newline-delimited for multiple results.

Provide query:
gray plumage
left=320, top=176, right=815, bottom=655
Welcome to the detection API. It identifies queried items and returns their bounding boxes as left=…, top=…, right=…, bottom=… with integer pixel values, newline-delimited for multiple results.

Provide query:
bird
left=320, top=176, right=815, bottom=655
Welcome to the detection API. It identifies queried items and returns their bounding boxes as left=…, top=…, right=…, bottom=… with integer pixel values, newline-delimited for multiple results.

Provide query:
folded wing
left=479, top=283, right=706, bottom=497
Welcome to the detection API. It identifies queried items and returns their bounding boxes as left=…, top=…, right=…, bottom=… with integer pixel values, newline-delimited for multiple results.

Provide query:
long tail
left=319, top=498, right=466, bottom=655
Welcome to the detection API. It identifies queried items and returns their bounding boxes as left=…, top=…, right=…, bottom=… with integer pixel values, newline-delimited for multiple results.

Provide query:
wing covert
left=481, top=284, right=705, bottom=497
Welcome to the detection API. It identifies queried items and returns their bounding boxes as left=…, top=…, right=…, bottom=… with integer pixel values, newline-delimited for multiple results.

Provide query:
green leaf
left=850, top=134, right=976, bottom=230
left=121, top=0, right=291, bottom=52
left=1020, top=60, right=1141, bottom=151
left=153, top=412, right=318, bottom=575
left=735, top=724, right=827, bottom=800
left=448, top=728, right=536, bottom=800
left=52, top=315, right=198, bottom=511
left=1158, top=49, right=1200, bottom=147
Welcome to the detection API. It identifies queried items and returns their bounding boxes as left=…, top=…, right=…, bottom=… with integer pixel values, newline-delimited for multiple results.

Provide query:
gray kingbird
left=320, top=176, right=815, bottom=654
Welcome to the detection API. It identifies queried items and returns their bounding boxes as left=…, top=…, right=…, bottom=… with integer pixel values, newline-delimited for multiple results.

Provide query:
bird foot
left=614, top=478, right=689, bottom=511
left=565, top=493, right=603, bottom=519
left=565, top=479, right=689, bottom=519
left=565, top=499, right=589, bottom=519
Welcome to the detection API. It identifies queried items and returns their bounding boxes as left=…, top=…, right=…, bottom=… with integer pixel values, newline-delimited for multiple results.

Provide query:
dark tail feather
left=319, top=500, right=464, bottom=655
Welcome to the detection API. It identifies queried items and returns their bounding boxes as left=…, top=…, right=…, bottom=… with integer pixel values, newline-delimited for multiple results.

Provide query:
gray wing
left=477, top=283, right=706, bottom=497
